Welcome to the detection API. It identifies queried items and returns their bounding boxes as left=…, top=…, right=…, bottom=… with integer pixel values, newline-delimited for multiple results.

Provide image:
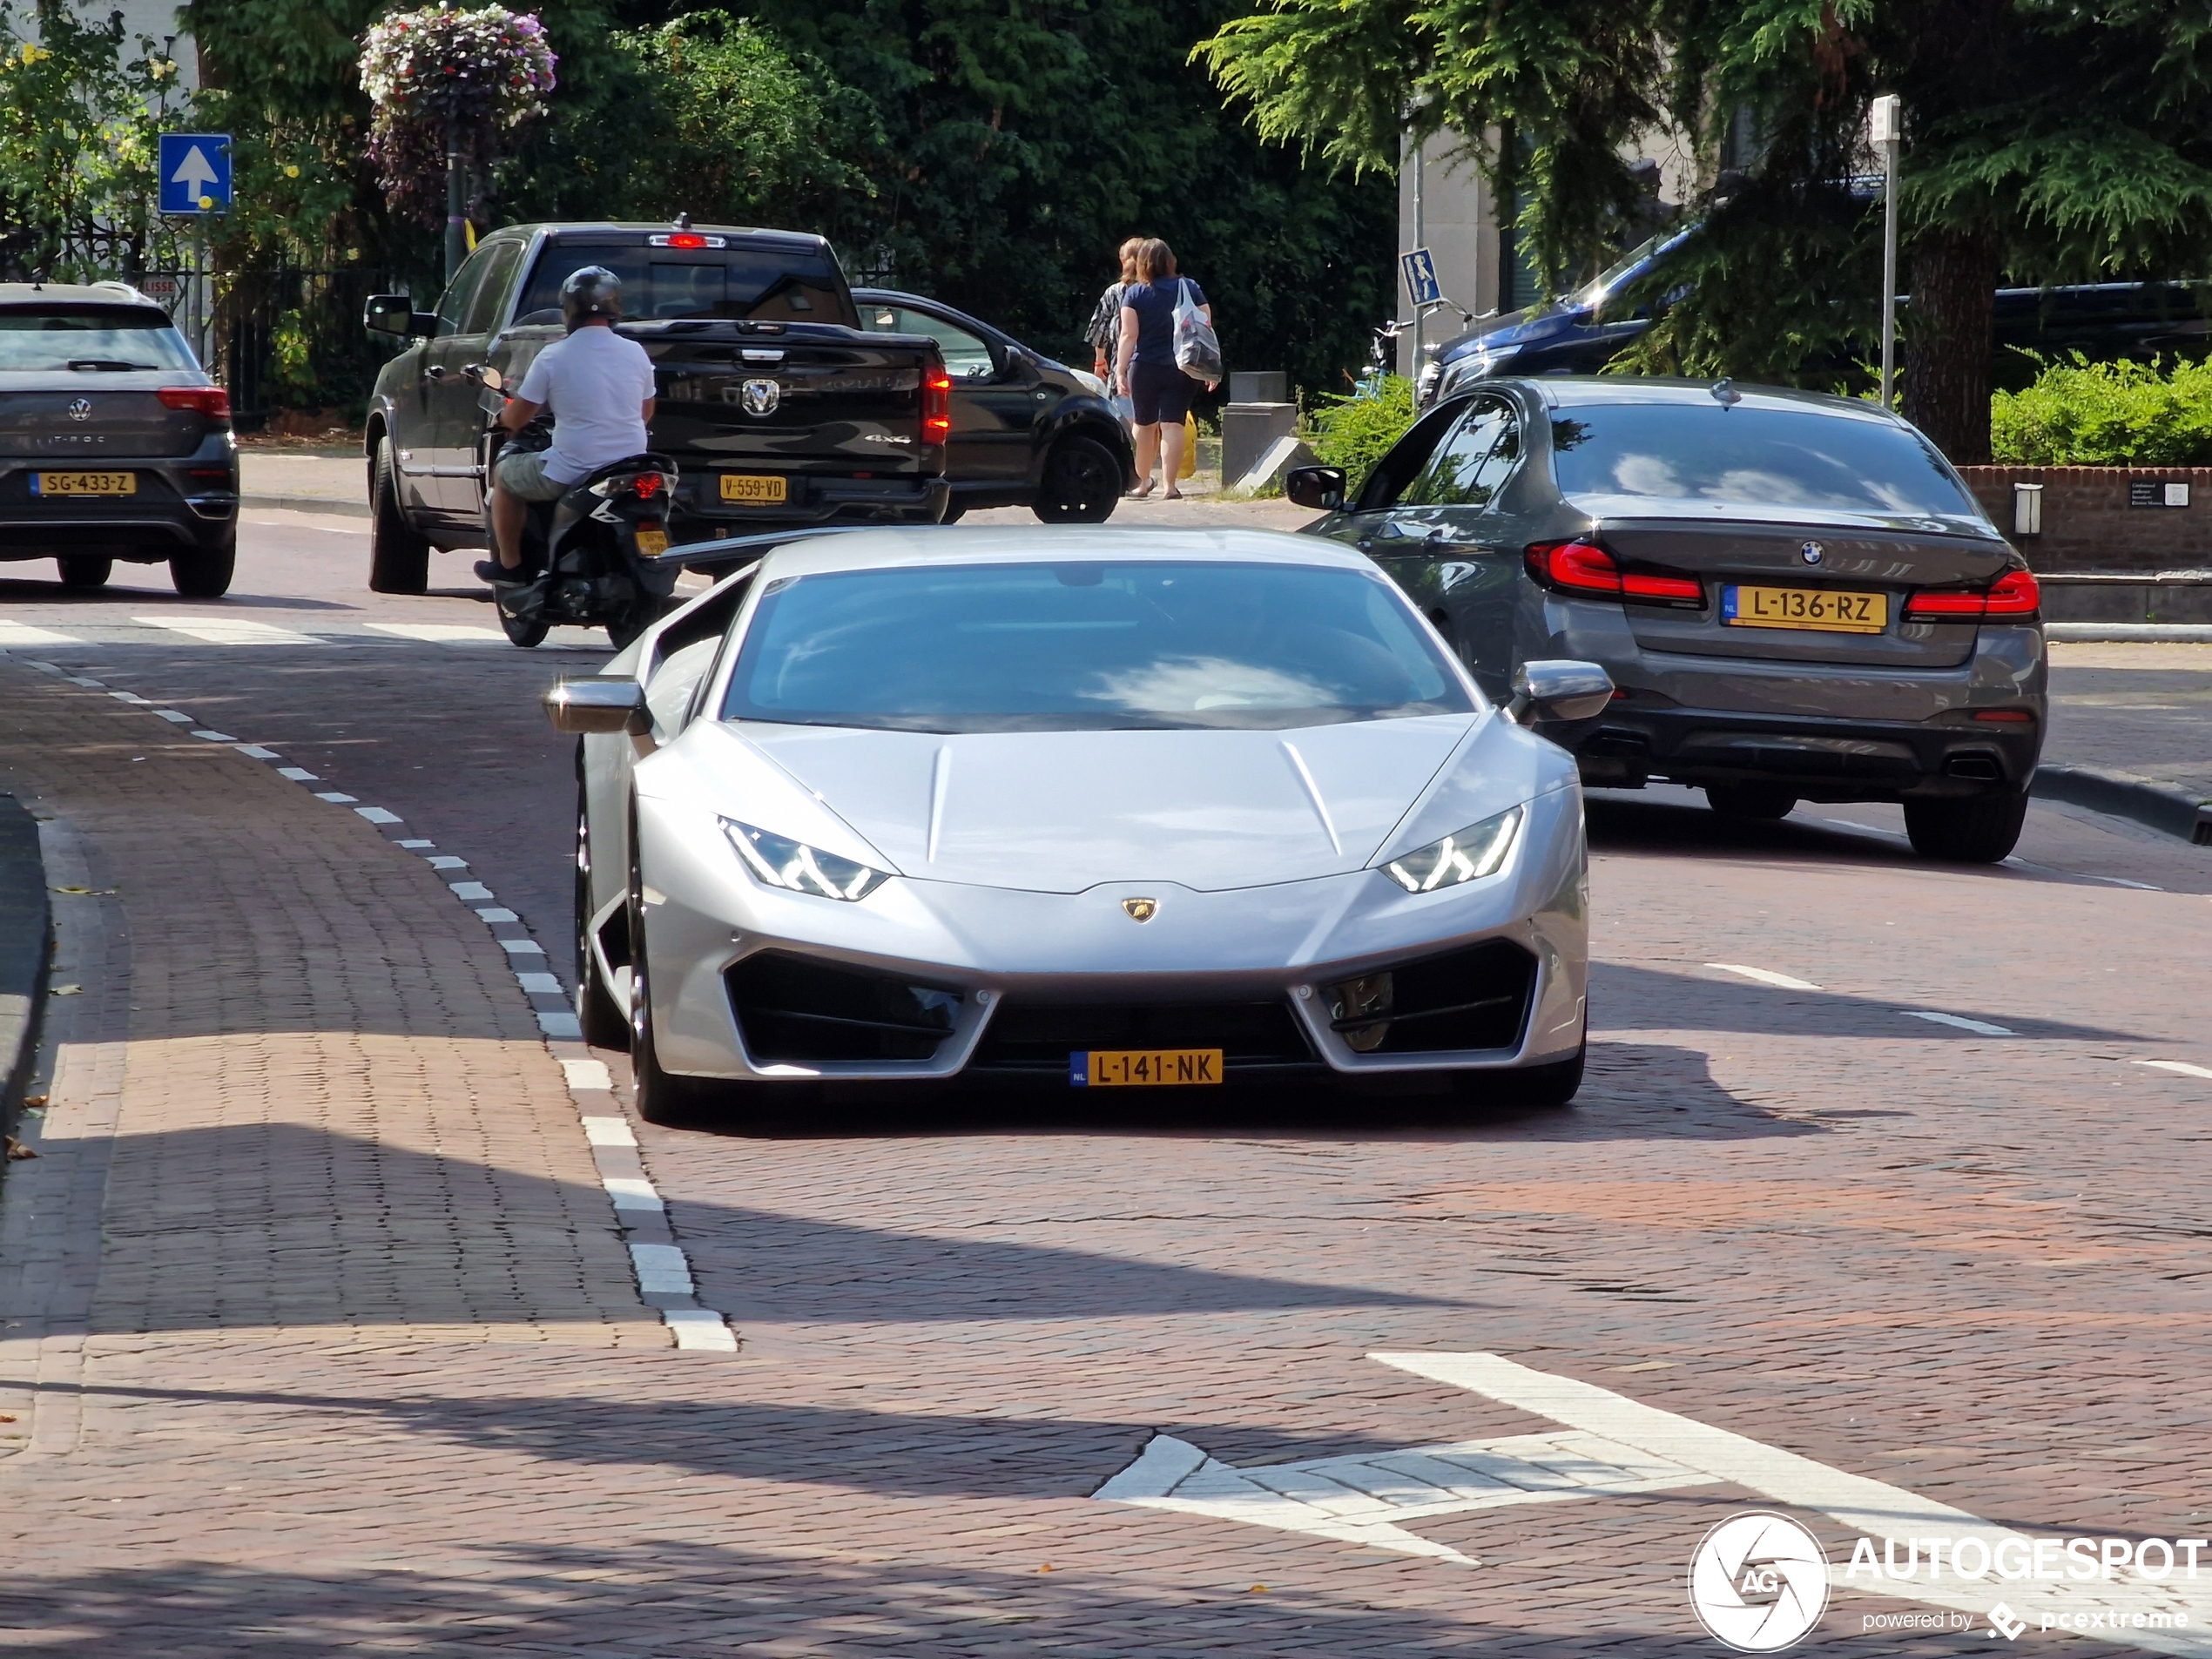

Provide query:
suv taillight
left=158, top=386, right=231, bottom=420
left=1524, top=540, right=1703, bottom=605
left=922, top=367, right=951, bottom=442
left=1904, top=568, right=2040, bottom=621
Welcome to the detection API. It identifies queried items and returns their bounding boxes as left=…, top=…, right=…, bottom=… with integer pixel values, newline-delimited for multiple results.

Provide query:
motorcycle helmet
left=559, top=266, right=624, bottom=332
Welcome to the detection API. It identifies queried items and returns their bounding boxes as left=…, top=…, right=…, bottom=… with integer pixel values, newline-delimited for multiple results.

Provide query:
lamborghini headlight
left=723, top=818, right=890, bottom=901
left=1379, top=805, right=1521, bottom=894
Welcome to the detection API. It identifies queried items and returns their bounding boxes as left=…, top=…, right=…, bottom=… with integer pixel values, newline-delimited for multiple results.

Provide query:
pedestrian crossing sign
left=158, top=133, right=232, bottom=215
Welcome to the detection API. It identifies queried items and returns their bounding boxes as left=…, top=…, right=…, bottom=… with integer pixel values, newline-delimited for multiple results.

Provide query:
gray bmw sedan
left=1291, top=378, right=2044, bottom=863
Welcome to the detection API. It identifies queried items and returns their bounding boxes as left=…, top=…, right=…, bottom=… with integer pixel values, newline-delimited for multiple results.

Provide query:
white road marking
left=1097, top=1426, right=1718, bottom=1565
left=566, top=1061, right=615, bottom=1092
left=354, top=806, right=401, bottom=825
left=1900, top=1009, right=2014, bottom=1036
left=1705, top=962, right=1822, bottom=991
left=603, top=1177, right=663, bottom=1211
left=0, top=621, right=78, bottom=646
left=474, top=906, right=518, bottom=922
left=663, top=1307, right=739, bottom=1351
left=448, top=881, right=494, bottom=901
left=65, top=676, right=105, bottom=686
left=1369, top=1352, right=2212, bottom=1649
left=499, top=938, right=544, bottom=954
left=361, top=622, right=507, bottom=644
left=2100, top=875, right=2163, bottom=891
left=425, top=855, right=468, bottom=870
left=516, top=971, right=562, bottom=995
left=133, top=615, right=325, bottom=646
left=579, top=1111, right=631, bottom=1143
left=395, top=838, right=434, bottom=849
left=2138, top=1060, right=2212, bottom=1081
left=630, top=1243, right=694, bottom=1295
left=536, top=1011, right=581, bottom=1039
left=152, top=709, right=192, bottom=723
left=108, top=691, right=151, bottom=705
left=314, top=792, right=358, bottom=805
left=278, top=767, right=320, bottom=781
left=233, top=745, right=279, bottom=759
left=191, top=730, right=238, bottom=743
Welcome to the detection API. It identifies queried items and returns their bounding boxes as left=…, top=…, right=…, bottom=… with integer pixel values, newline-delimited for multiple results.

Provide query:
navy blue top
left=1122, top=278, right=1206, bottom=368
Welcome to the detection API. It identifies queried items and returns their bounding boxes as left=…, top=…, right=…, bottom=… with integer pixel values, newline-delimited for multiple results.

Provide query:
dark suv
left=0, top=281, right=239, bottom=596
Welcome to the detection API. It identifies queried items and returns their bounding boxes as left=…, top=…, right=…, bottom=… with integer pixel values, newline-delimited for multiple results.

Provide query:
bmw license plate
left=1722, top=583, right=1886, bottom=634
left=34, top=471, right=135, bottom=496
left=1071, top=1049, right=1224, bottom=1087
left=719, top=473, right=787, bottom=505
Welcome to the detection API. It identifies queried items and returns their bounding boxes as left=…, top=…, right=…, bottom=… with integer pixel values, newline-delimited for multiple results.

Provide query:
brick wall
left=1956, top=467, right=2212, bottom=574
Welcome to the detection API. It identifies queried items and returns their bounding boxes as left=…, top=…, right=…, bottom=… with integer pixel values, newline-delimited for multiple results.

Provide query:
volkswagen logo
left=1121, top=897, right=1158, bottom=923
left=1799, top=540, right=1824, bottom=565
left=66, top=397, right=91, bottom=422
left=739, top=378, right=781, bottom=417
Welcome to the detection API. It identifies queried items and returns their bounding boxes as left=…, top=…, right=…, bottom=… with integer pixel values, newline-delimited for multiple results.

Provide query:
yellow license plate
left=635, top=529, right=669, bottom=556
left=719, top=473, right=787, bottom=505
left=1073, top=1049, right=1224, bottom=1088
left=35, top=471, right=135, bottom=496
left=1722, top=583, right=1887, bottom=634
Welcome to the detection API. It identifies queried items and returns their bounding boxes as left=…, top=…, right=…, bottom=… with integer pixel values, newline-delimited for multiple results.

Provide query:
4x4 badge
left=739, top=378, right=780, bottom=416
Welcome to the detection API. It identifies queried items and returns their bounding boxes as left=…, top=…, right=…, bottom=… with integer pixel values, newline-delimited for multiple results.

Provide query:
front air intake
left=725, top=952, right=961, bottom=1064
left=1323, top=940, right=1537, bottom=1055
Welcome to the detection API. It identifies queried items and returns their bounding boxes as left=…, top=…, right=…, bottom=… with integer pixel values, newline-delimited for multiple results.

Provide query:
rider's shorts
left=496, top=448, right=567, bottom=502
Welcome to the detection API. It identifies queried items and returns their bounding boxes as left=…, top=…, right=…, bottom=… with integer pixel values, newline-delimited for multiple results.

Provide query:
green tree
left=1195, top=0, right=2212, bottom=462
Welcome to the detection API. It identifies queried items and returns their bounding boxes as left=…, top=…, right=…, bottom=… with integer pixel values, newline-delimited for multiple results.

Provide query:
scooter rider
left=476, top=266, right=658, bottom=584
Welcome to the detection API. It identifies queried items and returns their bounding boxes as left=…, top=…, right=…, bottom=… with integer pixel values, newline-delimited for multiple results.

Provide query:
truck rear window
left=515, top=246, right=855, bottom=327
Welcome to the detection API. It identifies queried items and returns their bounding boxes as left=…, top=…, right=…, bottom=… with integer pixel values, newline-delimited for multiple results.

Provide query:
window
left=722, top=561, right=1473, bottom=733
left=514, top=246, right=856, bottom=327
left=0, top=306, right=199, bottom=372
left=434, top=243, right=500, bottom=337
left=1547, top=401, right=1987, bottom=523
left=461, top=239, right=526, bottom=335
left=860, top=305, right=997, bottom=380
left=1398, top=401, right=1515, bottom=509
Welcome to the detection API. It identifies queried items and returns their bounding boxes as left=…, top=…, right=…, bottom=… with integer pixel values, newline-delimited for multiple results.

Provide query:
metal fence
left=204, top=266, right=418, bottom=430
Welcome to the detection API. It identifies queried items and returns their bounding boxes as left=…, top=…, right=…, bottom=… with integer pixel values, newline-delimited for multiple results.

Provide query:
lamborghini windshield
left=722, top=560, right=1474, bottom=733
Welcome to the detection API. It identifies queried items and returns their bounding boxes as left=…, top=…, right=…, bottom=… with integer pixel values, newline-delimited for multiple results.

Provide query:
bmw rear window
left=1548, top=402, right=1988, bottom=524
left=723, top=560, right=1474, bottom=732
left=0, top=306, right=199, bottom=373
left=515, top=246, right=856, bottom=326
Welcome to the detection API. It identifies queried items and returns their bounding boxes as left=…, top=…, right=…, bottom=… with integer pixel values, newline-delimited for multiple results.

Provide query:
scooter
left=470, top=364, right=679, bottom=651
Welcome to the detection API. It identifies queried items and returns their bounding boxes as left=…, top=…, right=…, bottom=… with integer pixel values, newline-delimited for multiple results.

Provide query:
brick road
left=1, top=519, right=2209, bottom=1654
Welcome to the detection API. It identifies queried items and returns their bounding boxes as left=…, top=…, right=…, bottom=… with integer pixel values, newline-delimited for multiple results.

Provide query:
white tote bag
left=1172, top=279, right=1224, bottom=383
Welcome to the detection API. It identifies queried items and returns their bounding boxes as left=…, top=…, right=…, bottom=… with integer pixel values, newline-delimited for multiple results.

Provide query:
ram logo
left=739, top=378, right=781, bottom=417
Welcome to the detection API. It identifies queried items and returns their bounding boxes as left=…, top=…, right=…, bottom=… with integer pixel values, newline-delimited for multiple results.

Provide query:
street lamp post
left=1870, top=93, right=1903, bottom=411
left=444, top=115, right=468, bottom=283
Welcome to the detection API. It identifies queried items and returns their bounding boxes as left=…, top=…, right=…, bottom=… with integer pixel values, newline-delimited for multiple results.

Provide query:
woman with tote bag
left=1115, top=238, right=1217, bottom=499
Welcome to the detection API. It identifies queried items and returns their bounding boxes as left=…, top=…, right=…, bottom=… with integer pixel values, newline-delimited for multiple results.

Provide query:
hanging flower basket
left=359, top=4, right=556, bottom=227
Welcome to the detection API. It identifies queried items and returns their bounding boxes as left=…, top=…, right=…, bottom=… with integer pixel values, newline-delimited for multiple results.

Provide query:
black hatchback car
left=853, top=289, right=1133, bottom=522
left=0, top=281, right=238, bottom=596
left=1291, top=378, right=2047, bottom=863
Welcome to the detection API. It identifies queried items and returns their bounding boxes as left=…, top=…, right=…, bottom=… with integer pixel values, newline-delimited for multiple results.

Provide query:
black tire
left=57, top=555, right=111, bottom=589
left=1454, top=1042, right=1585, bottom=1108
left=501, top=609, right=549, bottom=649
left=1904, top=786, right=2030, bottom=863
left=606, top=595, right=665, bottom=652
left=368, top=437, right=431, bottom=595
left=574, top=770, right=631, bottom=1049
left=1705, top=784, right=1797, bottom=821
left=169, top=535, right=236, bottom=598
left=626, top=806, right=727, bottom=1127
left=1033, top=434, right=1122, bottom=523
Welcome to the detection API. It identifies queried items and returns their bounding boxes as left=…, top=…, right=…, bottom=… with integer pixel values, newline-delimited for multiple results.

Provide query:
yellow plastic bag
left=1179, top=413, right=1198, bottom=481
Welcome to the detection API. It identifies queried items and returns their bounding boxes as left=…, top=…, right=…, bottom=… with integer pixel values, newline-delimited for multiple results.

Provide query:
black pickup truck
left=361, top=220, right=950, bottom=592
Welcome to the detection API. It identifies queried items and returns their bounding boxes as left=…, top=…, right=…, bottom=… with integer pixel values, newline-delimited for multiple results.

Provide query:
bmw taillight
left=1905, top=568, right=2040, bottom=621
left=1524, top=540, right=1703, bottom=605
left=158, top=386, right=231, bottom=420
left=922, top=367, right=952, bottom=443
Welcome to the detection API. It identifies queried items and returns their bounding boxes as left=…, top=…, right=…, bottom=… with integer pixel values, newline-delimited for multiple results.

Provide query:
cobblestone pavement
left=0, top=516, right=2209, bottom=1655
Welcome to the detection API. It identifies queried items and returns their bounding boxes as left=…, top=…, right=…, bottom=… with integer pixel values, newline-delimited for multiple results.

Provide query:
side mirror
left=543, top=676, right=649, bottom=734
left=1285, top=465, right=1346, bottom=511
left=1508, top=659, right=1614, bottom=728
left=464, top=363, right=505, bottom=392
left=364, top=293, right=435, bottom=339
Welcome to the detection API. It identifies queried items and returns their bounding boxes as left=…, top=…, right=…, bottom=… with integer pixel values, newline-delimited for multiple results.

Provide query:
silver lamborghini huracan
left=545, top=528, right=1611, bottom=1124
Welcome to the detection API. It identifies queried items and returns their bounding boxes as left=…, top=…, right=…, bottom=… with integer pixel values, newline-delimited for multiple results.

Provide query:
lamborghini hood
left=734, top=716, right=1479, bottom=894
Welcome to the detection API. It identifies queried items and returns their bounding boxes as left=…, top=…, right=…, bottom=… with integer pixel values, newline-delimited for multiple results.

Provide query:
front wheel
left=1033, top=434, right=1122, bottom=523
left=170, top=536, right=236, bottom=598
left=627, top=807, right=736, bottom=1128
left=1453, top=1042, right=1585, bottom=1109
left=57, top=554, right=111, bottom=589
left=1904, top=786, right=2030, bottom=863
left=574, top=774, right=630, bottom=1049
left=501, top=608, right=549, bottom=649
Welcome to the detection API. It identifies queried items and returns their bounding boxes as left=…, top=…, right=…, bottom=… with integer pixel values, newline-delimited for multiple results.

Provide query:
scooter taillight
left=632, top=472, right=664, bottom=500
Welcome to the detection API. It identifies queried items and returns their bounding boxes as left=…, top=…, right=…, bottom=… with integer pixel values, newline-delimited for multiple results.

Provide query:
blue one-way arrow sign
left=158, top=133, right=232, bottom=215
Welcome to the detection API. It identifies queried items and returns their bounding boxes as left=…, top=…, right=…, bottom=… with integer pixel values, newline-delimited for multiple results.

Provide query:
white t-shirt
left=515, top=325, right=657, bottom=486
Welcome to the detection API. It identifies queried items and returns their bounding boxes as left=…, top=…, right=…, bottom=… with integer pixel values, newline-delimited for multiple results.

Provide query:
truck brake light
left=922, top=367, right=952, bottom=442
